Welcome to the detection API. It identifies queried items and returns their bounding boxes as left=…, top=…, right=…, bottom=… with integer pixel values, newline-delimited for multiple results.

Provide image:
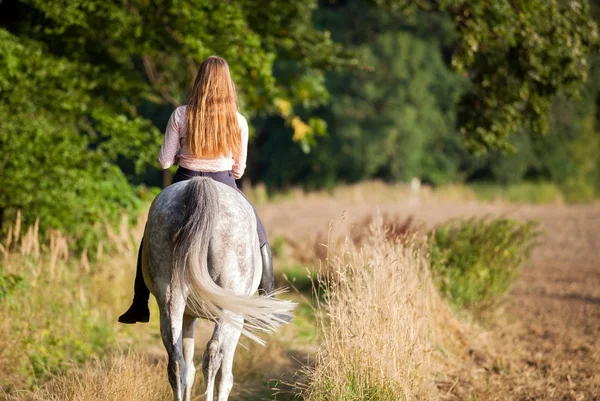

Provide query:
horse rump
left=172, top=177, right=295, bottom=344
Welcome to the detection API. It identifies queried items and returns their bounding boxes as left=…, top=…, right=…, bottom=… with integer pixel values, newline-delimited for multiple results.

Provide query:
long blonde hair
left=186, top=56, right=241, bottom=158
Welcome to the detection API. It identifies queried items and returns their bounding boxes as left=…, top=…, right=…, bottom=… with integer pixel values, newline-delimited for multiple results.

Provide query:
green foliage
left=561, top=115, right=600, bottom=202
left=279, top=264, right=319, bottom=294
left=0, top=0, right=352, bottom=246
left=254, top=0, right=600, bottom=197
left=270, top=235, right=287, bottom=258
left=326, top=30, right=465, bottom=183
left=2, top=0, right=599, bottom=237
left=486, top=134, right=535, bottom=185
left=375, top=0, right=599, bottom=153
left=21, top=307, right=113, bottom=383
left=258, top=4, right=467, bottom=189
left=471, top=90, right=600, bottom=202
left=0, top=268, right=25, bottom=300
left=291, top=298, right=319, bottom=343
left=309, top=371, right=399, bottom=401
left=1, top=267, right=116, bottom=388
left=430, top=217, right=540, bottom=310
left=0, top=26, right=157, bottom=248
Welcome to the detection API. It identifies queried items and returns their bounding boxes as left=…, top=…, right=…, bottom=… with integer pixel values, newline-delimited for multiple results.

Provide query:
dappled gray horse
left=142, top=177, right=295, bottom=401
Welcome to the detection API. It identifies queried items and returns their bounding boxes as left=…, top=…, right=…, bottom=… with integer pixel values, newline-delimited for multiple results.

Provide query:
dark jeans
left=132, top=167, right=268, bottom=302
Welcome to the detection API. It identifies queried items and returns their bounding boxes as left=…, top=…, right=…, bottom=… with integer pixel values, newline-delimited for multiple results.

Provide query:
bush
left=430, top=217, right=540, bottom=311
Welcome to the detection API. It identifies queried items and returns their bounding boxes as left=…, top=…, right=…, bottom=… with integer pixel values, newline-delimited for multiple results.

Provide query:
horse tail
left=172, top=177, right=295, bottom=344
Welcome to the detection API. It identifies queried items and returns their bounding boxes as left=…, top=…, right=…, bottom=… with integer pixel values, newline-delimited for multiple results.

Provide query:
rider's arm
left=232, top=113, right=248, bottom=180
left=158, top=107, right=183, bottom=169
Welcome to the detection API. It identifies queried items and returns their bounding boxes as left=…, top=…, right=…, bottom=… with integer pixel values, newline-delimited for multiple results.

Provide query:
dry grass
left=4, top=336, right=303, bottom=401
left=0, top=210, right=306, bottom=400
left=260, top=189, right=600, bottom=400
left=246, top=180, right=419, bottom=206
left=3, top=181, right=596, bottom=401
left=0, top=211, right=144, bottom=392
left=5, top=352, right=171, bottom=401
left=300, top=217, right=458, bottom=401
left=246, top=179, right=568, bottom=207
left=282, top=213, right=419, bottom=265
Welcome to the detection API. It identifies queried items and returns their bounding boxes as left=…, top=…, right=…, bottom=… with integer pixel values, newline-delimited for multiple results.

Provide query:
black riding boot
left=258, top=243, right=292, bottom=323
left=258, top=243, right=275, bottom=296
left=118, top=243, right=150, bottom=324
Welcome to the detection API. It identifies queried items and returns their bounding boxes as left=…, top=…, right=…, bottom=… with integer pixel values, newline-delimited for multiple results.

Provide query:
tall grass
left=1, top=210, right=311, bottom=400
left=0, top=212, right=141, bottom=391
left=2, top=202, right=539, bottom=400
left=6, top=352, right=172, bottom=401
left=280, top=212, right=540, bottom=314
left=302, top=220, right=447, bottom=401
left=295, top=213, right=539, bottom=400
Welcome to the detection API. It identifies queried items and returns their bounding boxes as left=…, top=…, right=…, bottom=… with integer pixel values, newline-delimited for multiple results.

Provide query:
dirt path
left=464, top=205, right=600, bottom=400
left=259, top=198, right=600, bottom=400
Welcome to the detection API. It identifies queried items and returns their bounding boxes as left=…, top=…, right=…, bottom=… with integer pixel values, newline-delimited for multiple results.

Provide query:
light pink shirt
left=158, top=106, right=249, bottom=179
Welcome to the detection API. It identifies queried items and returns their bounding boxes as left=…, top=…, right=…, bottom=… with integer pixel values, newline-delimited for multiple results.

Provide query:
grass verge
left=301, top=222, right=446, bottom=401
left=0, top=213, right=142, bottom=392
left=246, top=180, right=575, bottom=205
left=5, top=352, right=171, bottom=401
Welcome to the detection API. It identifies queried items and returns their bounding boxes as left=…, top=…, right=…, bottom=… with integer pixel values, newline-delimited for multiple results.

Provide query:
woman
left=118, top=56, right=275, bottom=324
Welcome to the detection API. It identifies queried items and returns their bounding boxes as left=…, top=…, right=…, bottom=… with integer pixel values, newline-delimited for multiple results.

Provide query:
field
left=259, top=183, right=600, bottom=400
left=1, top=182, right=599, bottom=400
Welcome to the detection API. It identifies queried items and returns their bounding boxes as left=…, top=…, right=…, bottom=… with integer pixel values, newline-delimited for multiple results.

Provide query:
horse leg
left=182, top=315, right=197, bottom=401
left=158, top=293, right=187, bottom=401
left=202, top=321, right=223, bottom=401
left=203, top=316, right=242, bottom=401
left=216, top=315, right=243, bottom=401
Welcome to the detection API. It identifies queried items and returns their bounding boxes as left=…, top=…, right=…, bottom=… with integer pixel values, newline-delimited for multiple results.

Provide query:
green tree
left=466, top=87, right=600, bottom=200
left=373, top=0, right=599, bottom=153
left=256, top=0, right=598, bottom=190
left=2, top=0, right=598, bottom=242
left=0, top=0, right=349, bottom=245
left=256, top=3, right=466, bottom=189
left=324, top=31, right=465, bottom=183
